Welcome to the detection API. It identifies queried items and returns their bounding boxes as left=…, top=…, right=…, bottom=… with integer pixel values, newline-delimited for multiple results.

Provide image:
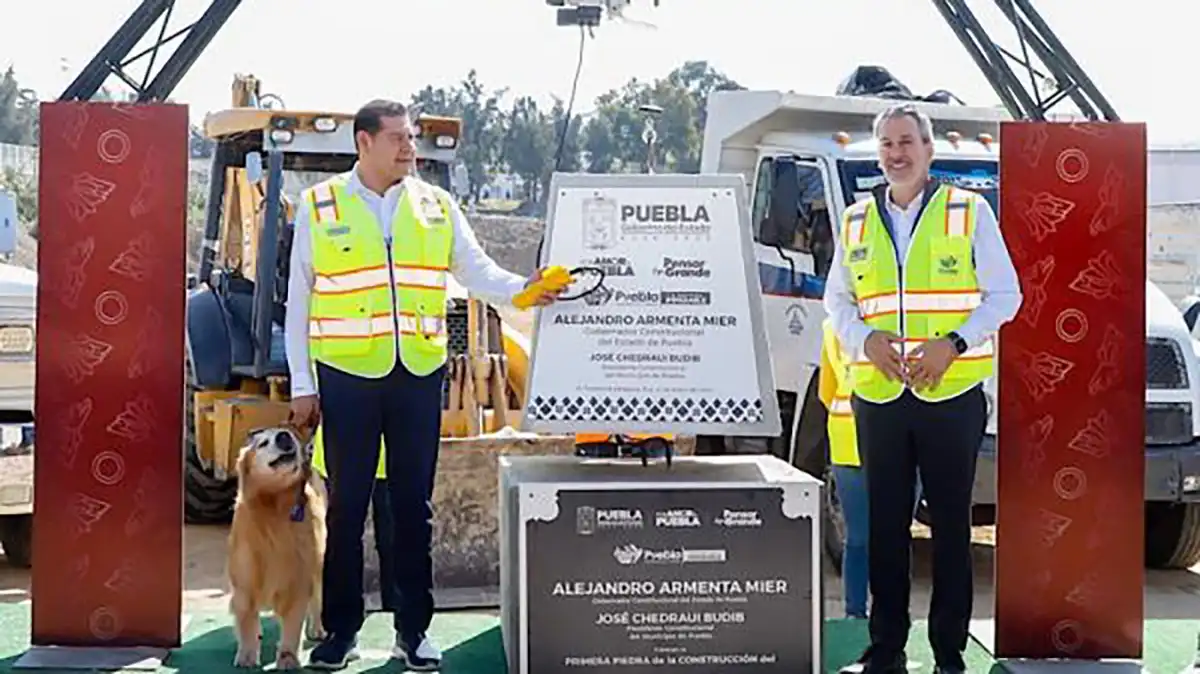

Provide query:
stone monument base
left=499, top=454, right=823, bottom=674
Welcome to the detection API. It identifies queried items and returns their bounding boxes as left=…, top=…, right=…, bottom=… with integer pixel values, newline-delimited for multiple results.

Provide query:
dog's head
left=236, top=424, right=313, bottom=495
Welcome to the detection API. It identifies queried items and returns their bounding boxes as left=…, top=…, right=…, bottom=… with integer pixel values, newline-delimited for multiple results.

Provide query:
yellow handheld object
left=513, top=265, right=574, bottom=309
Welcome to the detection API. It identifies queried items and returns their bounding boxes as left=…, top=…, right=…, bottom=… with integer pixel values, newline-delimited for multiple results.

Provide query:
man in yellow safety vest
left=823, top=103, right=1021, bottom=674
left=285, top=99, right=560, bottom=671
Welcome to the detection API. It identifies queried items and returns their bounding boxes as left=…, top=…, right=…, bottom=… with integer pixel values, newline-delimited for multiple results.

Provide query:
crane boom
left=59, top=0, right=242, bottom=103
left=931, top=0, right=1119, bottom=122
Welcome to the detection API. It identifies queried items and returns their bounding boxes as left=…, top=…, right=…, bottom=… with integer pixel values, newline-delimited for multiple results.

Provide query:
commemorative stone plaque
left=499, top=455, right=822, bottom=674
left=521, top=172, right=781, bottom=439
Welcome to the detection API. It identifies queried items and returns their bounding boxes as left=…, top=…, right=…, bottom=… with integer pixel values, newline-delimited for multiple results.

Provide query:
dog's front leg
left=305, top=578, right=326, bottom=643
left=275, top=599, right=307, bottom=670
left=231, top=594, right=260, bottom=668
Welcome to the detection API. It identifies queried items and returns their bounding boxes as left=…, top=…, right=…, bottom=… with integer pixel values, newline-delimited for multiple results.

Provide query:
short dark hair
left=353, top=99, right=409, bottom=138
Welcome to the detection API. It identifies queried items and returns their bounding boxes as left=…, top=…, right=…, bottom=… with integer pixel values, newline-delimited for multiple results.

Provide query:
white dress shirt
left=822, top=185, right=1023, bottom=357
left=284, top=165, right=529, bottom=397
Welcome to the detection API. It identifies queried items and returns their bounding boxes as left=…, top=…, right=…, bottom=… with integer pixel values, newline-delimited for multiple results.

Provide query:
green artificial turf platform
left=0, top=605, right=1192, bottom=673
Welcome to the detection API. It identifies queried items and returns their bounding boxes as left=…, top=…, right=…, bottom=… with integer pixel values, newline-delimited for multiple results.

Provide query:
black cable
left=556, top=266, right=606, bottom=301
left=552, top=23, right=588, bottom=172
left=536, top=22, right=589, bottom=266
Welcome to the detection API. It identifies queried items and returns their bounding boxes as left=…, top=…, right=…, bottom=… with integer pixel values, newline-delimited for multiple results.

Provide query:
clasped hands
left=863, top=330, right=958, bottom=391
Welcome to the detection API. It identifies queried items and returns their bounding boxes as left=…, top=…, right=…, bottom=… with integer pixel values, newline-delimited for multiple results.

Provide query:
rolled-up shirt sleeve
left=823, top=217, right=875, bottom=355
left=955, top=194, right=1023, bottom=349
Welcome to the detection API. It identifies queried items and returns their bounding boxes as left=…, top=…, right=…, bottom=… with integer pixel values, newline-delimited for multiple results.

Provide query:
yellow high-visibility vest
left=820, top=319, right=859, bottom=467
left=840, top=185, right=994, bottom=404
left=304, top=173, right=454, bottom=380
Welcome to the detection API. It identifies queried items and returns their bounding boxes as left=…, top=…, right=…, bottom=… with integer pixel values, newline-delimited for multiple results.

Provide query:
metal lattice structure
left=59, top=0, right=242, bottom=103
left=931, top=0, right=1119, bottom=122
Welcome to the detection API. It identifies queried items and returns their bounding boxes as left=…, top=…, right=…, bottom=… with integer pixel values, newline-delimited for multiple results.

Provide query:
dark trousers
left=322, top=477, right=404, bottom=619
left=852, top=386, right=986, bottom=669
left=318, top=361, right=445, bottom=640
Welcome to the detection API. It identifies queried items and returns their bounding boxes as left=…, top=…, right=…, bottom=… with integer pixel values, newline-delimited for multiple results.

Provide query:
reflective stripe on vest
left=304, top=175, right=454, bottom=379
left=311, top=423, right=387, bottom=479
left=822, top=319, right=859, bottom=467
left=841, top=185, right=994, bottom=404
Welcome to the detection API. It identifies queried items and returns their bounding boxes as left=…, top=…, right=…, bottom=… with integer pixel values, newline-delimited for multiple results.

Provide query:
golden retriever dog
left=227, top=424, right=328, bottom=669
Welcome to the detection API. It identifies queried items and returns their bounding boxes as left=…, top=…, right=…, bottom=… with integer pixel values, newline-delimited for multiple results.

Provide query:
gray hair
left=872, top=103, right=934, bottom=143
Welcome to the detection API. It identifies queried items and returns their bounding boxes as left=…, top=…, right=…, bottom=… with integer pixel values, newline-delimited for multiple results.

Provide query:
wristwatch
left=946, top=331, right=968, bottom=355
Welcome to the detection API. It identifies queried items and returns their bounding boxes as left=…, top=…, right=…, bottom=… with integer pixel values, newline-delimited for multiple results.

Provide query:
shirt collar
left=346, top=162, right=411, bottom=200
left=885, top=185, right=925, bottom=217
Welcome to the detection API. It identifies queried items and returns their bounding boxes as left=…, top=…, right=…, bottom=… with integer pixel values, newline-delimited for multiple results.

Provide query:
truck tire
left=183, top=358, right=237, bottom=525
left=1, top=514, right=32, bottom=568
left=1145, top=502, right=1200, bottom=569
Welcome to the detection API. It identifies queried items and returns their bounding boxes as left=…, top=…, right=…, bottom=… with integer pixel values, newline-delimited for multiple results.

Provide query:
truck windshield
left=836, top=158, right=999, bottom=214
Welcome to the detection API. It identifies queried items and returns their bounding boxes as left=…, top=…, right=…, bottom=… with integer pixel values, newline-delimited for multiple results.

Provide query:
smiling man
left=823, top=103, right=1022, bottom=674
left=286, top=99, right=561, bottom=671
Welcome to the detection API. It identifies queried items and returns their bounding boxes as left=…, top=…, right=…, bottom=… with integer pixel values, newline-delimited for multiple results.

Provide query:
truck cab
left=699, top=89, right=1200, bottom=570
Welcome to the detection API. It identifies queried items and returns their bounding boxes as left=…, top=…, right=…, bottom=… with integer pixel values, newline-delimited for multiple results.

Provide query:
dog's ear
left=237, top=430, right=261, bottom=481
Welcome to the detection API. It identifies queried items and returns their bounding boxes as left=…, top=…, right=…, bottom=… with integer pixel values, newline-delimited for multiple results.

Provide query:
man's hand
left=863, top=330, right=906, bottom=382
left=907, top=338, right=958, bottom=391
left=288, top=394, right=321, bottom=430
left=523, top=268, right=564, bottom=307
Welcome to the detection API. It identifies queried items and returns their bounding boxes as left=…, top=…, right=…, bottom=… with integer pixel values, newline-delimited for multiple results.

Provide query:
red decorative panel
left=995, top=121, right=1146, bottom=659
left=32, top=102, right=187, bottom=647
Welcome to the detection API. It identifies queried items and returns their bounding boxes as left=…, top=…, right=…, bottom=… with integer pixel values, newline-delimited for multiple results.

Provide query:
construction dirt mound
left=468, top=214, right=545, bottom=277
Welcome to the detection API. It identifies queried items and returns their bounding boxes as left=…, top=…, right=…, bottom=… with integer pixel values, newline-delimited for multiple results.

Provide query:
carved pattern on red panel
left=995, top=122, right=1146, bottom=660
left=32, top=102, right=187, bottom=648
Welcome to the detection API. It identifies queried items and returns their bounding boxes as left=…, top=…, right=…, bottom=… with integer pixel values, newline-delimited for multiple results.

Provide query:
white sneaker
left=394, top=632, right=442, bottom=671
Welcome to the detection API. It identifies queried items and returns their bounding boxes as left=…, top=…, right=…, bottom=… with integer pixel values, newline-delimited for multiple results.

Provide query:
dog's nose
left=275, top=431, right=294, bottom=452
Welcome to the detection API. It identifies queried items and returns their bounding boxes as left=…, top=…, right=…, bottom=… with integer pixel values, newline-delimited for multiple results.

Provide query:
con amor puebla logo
left=580, top=256, right=635, bottom=277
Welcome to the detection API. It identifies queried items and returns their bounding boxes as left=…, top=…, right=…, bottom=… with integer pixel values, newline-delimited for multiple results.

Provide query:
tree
left=502, top=96, right=554, bottom=202
left=580, top=61, right=744, bottom=174
left=411, top=70, right=508, bottom=200
left=0, top=67, right=38, bottom=146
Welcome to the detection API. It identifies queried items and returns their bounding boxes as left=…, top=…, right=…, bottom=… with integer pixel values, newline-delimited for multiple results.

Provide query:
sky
left=3, top=0, right=1197, bottom=144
